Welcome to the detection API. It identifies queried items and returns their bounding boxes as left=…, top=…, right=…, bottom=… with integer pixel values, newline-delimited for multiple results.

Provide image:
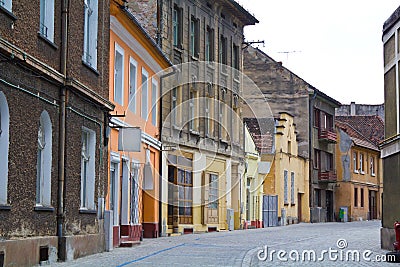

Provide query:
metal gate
left=263, top=195, right=278, bottom=227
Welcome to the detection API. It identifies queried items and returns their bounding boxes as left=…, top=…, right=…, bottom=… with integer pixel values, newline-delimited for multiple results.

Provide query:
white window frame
left=36, top=111, right=52, bottom=207
left=205, top=97, right=210, bottom=135
left=141, top=68, right=149, bottom=119
left=39, top=0, right=55, bottom=42
left=353, top=151, right=358, bottom=173
left=189, top=91, right=195, bottom=130
left=129, top=57, right=137, bottom=113
left=0, top=92, right=9, bottom=205
left=171, top=87, right=177, bottom=126
left=370, top=156, right=375, bottom=176
left=151, top=78, right=158, bottom=126
left=83, top=0, right=98, bottom=68
left=0, top=0, right=12, bottom=12
left=284, top=170, right=288, bottom=205
left=114, top=43, right=124, bottom=105
left=359, top=153, right=364, bottom=174
left=81, top=127, right=96, bottom=210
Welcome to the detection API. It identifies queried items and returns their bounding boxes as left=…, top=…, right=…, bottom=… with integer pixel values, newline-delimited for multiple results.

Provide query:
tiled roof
left=335, top=116, right=384, bottom=147
left=244, top=118, right=275, bottom=154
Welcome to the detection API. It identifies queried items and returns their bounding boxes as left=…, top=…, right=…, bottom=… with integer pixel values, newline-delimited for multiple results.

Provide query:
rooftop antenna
left=242, top=40, right=265, bottom=50
left=277, top=50, right=302, bottom=62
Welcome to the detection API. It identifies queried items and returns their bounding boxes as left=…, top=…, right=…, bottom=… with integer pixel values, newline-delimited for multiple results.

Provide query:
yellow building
left=241, top=124, right=263, bottom=229
left=335, top=117, right=383, bottom=221
left=264, top=113, right=310, bottom=224
left=107, top=1, right=171, bottom=247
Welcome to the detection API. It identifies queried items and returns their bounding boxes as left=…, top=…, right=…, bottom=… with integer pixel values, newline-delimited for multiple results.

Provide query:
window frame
left=39, top=0, right=55, bottom=42
left=141, top=68, right=149, bottom=120
left=219, top=35, right=228, bottom=73
left=113, top=43, right=125, bottom=106
left=128, top=57, right=137, bottom=113
left=80, top=127, right=96, bottom=211
left=151, top=78, right=158, bottom=126
left=370, top=156, right=375, bottom=176
left=0, top=92, right=10, bottom=206
left=172, top=5, right=182, bottom=48
left=359, top=153, right=364, bottom=174
left=290, top=171, right=295, bottom=205
left=284, top=170, right=289, bottom=205
left=353, top=151, right=359, bottom=173
left=205, top=27, right=214, bottom=62
left=36, top=111, right=52, bottom=207
left=354, top=187, right=358, bottom=207
left=190, top=16, right=199, bottom=58
left=83, top=0, right=98, bottom=69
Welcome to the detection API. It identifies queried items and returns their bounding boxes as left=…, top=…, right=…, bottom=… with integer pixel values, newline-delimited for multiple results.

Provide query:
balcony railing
left=318, top=128, right=337, bottom=143
left=318, top=170, right=337, bottom=182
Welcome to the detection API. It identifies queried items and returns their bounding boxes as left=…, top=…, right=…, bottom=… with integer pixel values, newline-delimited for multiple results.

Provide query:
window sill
left=37, top=33, right=58, bottom=50
left=190, top=55, right=199, bottom=61
left=82, top=60, right=99, bottom=76
left=0, top=6, right=17, bottom=21
left=189, top=129, right=200, bottom=136
left=220, top=70, right=229, bottom=77
left=371, top=173, right=376, bottom=177
left=360, top=171, right=365, bottom=175
left=354, top=170, right=359, bottom=174
left=284, top=203, right=289, bottom=206
left=173, top=46, right=183, bottom=54
left=233, top=76, right=240, bottom=83
left=34, top=205, right=55, bottom=212
left=79, top=208, right=97, bottom=214
left=206, top=62, right=215, bottom=69
left=0, top=204, right=11, bottom=211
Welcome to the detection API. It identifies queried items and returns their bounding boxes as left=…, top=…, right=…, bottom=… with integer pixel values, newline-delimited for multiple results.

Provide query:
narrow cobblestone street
left=52, top=221, right=393, bottom=266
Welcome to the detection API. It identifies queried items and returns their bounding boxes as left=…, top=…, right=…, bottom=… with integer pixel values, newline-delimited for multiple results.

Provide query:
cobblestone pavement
left=52, top=221, right=395, bottom=267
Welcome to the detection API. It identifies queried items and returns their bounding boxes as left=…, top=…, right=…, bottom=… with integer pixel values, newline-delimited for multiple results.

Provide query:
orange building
left=107, top=1, right=171, bottom=247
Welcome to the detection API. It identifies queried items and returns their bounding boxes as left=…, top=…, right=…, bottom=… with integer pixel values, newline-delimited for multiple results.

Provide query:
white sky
left=241, top=0, right=400, bottom=104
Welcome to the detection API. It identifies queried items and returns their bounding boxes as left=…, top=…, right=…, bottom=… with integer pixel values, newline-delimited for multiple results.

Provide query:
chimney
left=350, top=102, right=356, bottom=116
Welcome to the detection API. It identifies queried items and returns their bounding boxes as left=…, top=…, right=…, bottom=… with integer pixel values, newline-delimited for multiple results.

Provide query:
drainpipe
left=309, top=89, right=317, bottom=223
left=158, top=65, right=177, bottom=236
left=58, top=0, right=68, bottom=261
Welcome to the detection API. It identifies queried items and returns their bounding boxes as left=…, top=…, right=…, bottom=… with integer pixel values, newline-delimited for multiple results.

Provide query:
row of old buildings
left=0, top=0, right=385, bottom=266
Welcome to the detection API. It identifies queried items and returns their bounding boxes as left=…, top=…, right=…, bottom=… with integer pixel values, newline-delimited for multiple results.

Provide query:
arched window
left=36, top=111, right=52, bottom=207
left=0, top=91, right=9, bottom=205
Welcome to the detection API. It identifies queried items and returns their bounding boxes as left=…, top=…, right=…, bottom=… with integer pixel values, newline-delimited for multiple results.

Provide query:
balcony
left=318, top=171, right=337, bottom=182
left=318, top=129, right=337, bottom=143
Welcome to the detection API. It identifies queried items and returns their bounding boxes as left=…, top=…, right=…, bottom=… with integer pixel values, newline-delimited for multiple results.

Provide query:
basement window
left=0, top=251, right=4, bottom=267
left=39, top=246, right=49, bottom=264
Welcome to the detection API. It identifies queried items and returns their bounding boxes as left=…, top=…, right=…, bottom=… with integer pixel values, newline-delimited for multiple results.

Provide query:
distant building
left=335, top=117, right=383, bottom=222
left=335, top=102, right=384, bottom=122
left=243, top=46, right=340, bottom=223
left=381, top=5, right=400, bottom=250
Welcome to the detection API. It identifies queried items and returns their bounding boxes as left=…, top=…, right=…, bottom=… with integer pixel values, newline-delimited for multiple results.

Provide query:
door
left=262, top=195, right=278, bottom=227
left=298, top=193, right=302, bottom=222
left=369, top=190, right=377, bottom=219
left=326, top=190, right=333, bottom=222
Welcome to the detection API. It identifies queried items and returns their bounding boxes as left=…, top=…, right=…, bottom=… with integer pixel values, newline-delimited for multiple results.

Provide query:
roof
left=222, top=0, right=259, bottom=25
left=120, top=5, right=173, bottom=67
left=336, top=115, right=384, bottom=148
left=383, top=5, right=400, bottom=34
left=244, top=118, right=275, bottom=154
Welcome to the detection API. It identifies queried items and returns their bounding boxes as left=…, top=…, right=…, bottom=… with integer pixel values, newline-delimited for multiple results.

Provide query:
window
left=219, top=35, right=227, bottom=72
left=314, top=149, right=320, bottom=169
left=291, top=172, right=295, bottom=205
left=0, top=92, right=9, bottom=205
left=172, top=5, right=182, bottom=48
left=114, top=43, right=124, bottom=105
left=360, top=188, right=364, bottom=208
left=322, top=113, right=333, bottom=130
left=141, top=68, right=148, bottom=119
left=189, top=91, right=195, bottom=130
left=314, top=109, right=320, bottom=128
left=36, top=111, right=52, bottom=207
left=190, top=17, right=199, bottom=58
left=81, top=128, right=95, bottom=210
left=354, top=187, right=358, bottom=207
left=353, top=152, right=358, bottom=173
left=321, top=151, right=333, bottom=172
left=315, top=189, right=321, bottom=207
left=232, top=44, right=239, bottom=79
left=370, top=157, right=375, bottom=176
left=171, top=87, right=177, bottom=125
left=209, top=174, right=218, bottom=209
left=205, top=27, right=214, bottom=62
left=151, top=79, right=158, bottom=126
left=39, top=0, right=55, bottom=42
left=284, top=170, right=288, bottom=204
left=0, top=0, right=11, bottom=12
left=205, top=97, right=210, bottom=135
left=359, top=153, right=364, bottom=173
left=288, top=141, right=292, bottom=155
left=83, top=0, right=98, bottom=68
left=177, top=169, right=192, bottom=224
left=130, top=162, right=140, bottom=225
left=128, top=58, right=137, bottom=113
left=219, top=98, right=225, bottom=138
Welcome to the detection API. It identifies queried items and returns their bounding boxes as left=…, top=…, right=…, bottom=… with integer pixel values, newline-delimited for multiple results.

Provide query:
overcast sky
left=240, top=0, right=400, bottom=105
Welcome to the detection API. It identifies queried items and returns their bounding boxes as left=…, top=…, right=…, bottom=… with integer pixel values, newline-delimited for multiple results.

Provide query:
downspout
left=58, top=0, right=68, bottom=261
left=309, top=89, right=317, bottom=223
left=158, top=65, right=177, bottom=237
